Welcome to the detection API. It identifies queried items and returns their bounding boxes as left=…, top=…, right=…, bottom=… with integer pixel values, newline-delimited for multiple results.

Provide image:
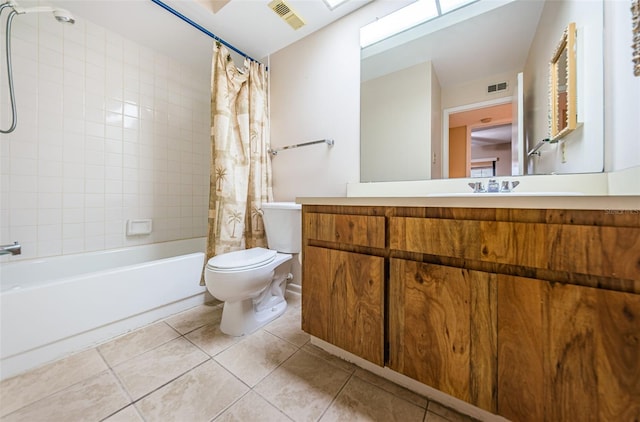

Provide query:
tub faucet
left=0, top=241, right=21, bottom=255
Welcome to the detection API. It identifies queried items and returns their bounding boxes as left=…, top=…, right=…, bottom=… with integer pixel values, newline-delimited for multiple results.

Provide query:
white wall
left=361, top=62, right=431, bottom=182
left=523, top=0, right=604, bottom=175
left=269, top=1, right=411, bottom=200
left=441, top=70, right=518, bottom=110
left=471, top=143, right=512, bottom=176
left=268, top=18, right=358, bottom=200
left=0, top=10, right=210, bottom=262
left=604, top=0, right=640, bottom=172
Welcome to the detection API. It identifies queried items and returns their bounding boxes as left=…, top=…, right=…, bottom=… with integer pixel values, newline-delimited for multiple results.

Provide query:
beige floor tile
left=112, top=337, right=208, bottom=400
left=214, top=330, right=297, bottom=387
left=0, top=299, right=484, bottom=422
left=103, top=405, right=144, bottom=422
left=424, top=411, right=450, bottom=422
left=254, top=349, right=352, bottom=422
left=1, top=370, right=129, bottom=422
left=301, top=342, right=357, bottom=374
left=427, top=402, right=476, bottom=422
left=264, top=307, right=310, bottom=347
left=163, top=302, right=223, bottom=334
left=136, top=360, right=248, bottom=421
left=353, top=368, right=428, bottom=408
left=0, top=348, right=108, bottom=417
left=321, top=376, right=425, bottom=422
left=98, top=322, right=180, bottom=367
left=215, top=391, right=293, bottom=422
left=185, top=322, right=241, bottom=356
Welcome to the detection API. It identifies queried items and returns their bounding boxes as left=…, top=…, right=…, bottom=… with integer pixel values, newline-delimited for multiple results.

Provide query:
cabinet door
left=496, top=275, right=546, bottom=422
left=389, top=259, right=497, bottom=412
left=302, top=246, right=384, bottom=365
left=497, top=275, right=640, bottom=422
left=588, top=287, right=640, bottom=421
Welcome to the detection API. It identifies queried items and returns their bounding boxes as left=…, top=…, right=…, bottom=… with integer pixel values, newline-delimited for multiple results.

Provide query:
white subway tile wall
left=0, top=10, right=211, bottom=261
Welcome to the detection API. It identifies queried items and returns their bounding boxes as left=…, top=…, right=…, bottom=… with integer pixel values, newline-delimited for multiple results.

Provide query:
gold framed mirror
left=550, top=22, right=577, bottom=140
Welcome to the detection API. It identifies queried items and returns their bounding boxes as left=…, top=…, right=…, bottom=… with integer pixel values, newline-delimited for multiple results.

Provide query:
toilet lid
left=206, top=247, right=277, bottom=271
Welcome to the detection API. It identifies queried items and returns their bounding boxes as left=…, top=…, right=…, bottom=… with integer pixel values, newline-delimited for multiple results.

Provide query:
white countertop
left=296, top=195, right=640, bottom=210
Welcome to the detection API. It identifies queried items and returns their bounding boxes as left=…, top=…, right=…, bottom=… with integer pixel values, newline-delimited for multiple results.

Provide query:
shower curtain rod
left=150, top=0, right=264, bottom=66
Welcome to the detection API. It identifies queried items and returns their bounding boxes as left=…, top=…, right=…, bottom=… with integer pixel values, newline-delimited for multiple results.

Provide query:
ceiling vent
left=268, top=0, right=305, bottom=30
left=487, top=82, right=508, bottom=93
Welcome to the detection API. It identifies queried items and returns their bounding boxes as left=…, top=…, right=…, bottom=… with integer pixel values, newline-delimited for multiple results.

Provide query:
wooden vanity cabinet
left=389, top=209, right=640, bottom=421
left=302, top=204, right=640, bottom=420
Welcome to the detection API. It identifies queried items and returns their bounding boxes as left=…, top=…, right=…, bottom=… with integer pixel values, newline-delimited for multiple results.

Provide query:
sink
left=425, top=192, right=585, bottom=197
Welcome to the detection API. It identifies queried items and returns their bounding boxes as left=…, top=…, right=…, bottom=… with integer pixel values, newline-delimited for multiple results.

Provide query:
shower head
left=12, top=5, right=75, bottom=24
left=52, top=9, right=74, bottom=24
left=1, top=1, right=75, bottom=134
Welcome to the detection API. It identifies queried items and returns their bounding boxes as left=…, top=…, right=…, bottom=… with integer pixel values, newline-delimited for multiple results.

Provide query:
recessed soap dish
left=126, top=219, right=152, bottom=236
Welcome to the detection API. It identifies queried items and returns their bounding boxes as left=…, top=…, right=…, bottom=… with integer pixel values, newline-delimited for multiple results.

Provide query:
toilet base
left=215, top=256, right=293, bottom=337
left=220, top=296, right=287, bottom=336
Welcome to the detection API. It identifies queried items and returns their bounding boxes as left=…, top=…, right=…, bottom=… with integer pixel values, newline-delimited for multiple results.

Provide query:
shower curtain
left=206, top=43, right=273, bottom=268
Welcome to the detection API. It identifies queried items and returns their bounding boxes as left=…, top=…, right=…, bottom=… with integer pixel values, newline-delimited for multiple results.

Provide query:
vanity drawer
left=305, top=213, right=385, bottom=248
left=389, top=216, right=640, bottom=280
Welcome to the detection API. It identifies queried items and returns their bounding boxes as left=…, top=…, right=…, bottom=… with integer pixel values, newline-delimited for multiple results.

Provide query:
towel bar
left=269, top=139, right=334, bottom=156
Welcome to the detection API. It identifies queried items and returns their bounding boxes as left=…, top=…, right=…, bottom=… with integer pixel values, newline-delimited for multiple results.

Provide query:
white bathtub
left=0, top=238, right=207, bottom=380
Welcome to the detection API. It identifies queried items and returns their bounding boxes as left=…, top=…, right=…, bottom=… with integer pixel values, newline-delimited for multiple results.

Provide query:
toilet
left=204, top=202, right=301, bottom=336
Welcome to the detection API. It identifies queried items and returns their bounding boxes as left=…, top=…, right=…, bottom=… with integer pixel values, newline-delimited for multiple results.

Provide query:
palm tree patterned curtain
left=206, top=43, right=273, bottom=271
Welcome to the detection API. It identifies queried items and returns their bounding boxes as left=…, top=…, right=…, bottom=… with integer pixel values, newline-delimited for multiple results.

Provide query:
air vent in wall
left=268, top=0, right=305, bottom=30
left=487, top=82, right=508, bottom=93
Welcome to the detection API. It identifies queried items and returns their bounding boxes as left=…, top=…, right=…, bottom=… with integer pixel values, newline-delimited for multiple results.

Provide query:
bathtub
left=0, top=238, right=207, bottom=381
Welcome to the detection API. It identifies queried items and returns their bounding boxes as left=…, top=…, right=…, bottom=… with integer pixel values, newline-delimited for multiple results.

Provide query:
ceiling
left=23, top=0, right=372, bottom=69
left=472, top=124, right=512, bottom=146
left=449, top=102, right=511, bottom=126
left=450, top=102, right=513, bottom=146
left=361, top=0, right=546, bottom=87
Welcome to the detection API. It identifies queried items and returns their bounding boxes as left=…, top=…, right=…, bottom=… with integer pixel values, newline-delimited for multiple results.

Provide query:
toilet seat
left=206, top=247, right=277, bottom=272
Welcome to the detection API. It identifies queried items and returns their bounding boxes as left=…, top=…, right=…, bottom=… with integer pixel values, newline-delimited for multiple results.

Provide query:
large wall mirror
left=360, top=0, right=604, bottom=182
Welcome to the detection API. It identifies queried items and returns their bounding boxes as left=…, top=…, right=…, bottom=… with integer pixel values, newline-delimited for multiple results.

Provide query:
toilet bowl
left=204, top=202, right=301, bottom=336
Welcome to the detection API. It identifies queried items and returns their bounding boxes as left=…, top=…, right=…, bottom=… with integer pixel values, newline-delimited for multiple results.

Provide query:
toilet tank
left=261, top=202, right=301, bottom=253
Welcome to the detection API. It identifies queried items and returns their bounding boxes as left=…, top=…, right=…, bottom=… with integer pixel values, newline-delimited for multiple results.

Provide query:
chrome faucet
left=468, top=180, right=520, bottom=193
left=0, top=241, right=21, bottom=256
left=468, top=181, right=485, bottom=193
left=487, top=179, right=500, bottom=193
left=500, top=180, right=521, bottom=192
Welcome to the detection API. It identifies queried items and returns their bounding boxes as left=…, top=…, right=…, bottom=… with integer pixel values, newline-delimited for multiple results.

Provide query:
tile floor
left=0, top=295, right=478, bottom=422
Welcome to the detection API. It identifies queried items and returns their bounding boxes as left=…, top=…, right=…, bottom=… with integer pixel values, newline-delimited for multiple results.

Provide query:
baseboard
left=286, top=283, right=301, bottom=295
